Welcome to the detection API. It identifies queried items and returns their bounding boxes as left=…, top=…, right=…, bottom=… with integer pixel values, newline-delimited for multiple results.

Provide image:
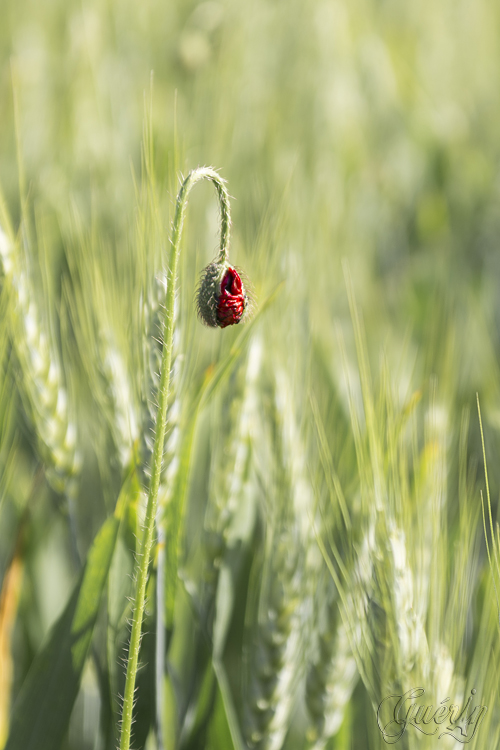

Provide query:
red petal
left=216, top=268, right=246, bottom=327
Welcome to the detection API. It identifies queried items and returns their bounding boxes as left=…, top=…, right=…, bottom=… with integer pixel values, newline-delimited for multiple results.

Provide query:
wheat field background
left=0, top=1, right=500, bottom=749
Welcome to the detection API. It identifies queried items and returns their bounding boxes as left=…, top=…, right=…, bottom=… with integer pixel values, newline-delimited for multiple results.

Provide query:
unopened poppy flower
left=196, top=261, right=250, bottom=328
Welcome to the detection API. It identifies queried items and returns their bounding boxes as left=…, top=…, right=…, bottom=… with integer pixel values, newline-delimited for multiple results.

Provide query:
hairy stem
left=119, top=167, right=231, bottom=750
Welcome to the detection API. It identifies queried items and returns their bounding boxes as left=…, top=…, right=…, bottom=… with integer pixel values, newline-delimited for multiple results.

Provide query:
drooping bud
left=196, top=261, right=249, bottom=328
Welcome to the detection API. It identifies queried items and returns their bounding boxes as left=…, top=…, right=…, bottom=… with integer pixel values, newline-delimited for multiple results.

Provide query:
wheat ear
left=0, top=225, right=80, bottom=498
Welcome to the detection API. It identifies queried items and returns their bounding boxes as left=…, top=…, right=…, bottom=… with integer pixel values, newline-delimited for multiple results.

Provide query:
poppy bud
left=196, top=261, right=249, bottom=328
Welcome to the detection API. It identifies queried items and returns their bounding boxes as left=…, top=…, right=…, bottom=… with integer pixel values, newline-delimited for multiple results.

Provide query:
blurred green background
left=1, top=1, right=500, bottom=749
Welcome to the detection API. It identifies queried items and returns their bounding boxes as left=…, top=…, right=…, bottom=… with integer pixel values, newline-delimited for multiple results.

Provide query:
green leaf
left=211, top=660, right=246, bottom=750
left=179, top=655, right=216, bottom=750
left=205, top=680, right=234, bottom=750
left=4, top=472, right=134, bottom=750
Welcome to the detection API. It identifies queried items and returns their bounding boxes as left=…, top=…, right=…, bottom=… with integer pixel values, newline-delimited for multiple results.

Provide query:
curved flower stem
left=119, top=167, right=231, bottom=750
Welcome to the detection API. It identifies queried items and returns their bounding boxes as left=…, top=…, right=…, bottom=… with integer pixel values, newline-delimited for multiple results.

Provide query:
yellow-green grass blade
left=477, top=394, right=500, bottom=636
